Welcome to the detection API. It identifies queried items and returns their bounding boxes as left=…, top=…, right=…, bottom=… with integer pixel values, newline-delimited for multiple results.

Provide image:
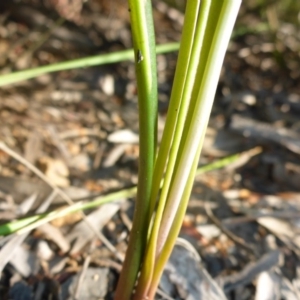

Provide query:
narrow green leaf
left=0, top=43, right=178, bottom=87
left=0, top=152, right=247, bottom=237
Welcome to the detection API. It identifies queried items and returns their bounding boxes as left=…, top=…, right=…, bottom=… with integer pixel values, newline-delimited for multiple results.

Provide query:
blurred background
left=0, top=1, right=300, bottom=299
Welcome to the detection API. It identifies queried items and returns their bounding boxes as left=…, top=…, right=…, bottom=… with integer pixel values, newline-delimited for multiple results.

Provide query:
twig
left=204, top=201, right=256, bottom=257
left=230, top=114, right=300, bottom=154
left=221, top=250, right=282, bottom=293
left=156, top=289, right=175, bottom=300
left=58, top=128, right=104, bottom=140
left=0, top=191, right=56, bottom=276
left=0, top=142, right=124, bottom=262
left=73, top=242, right=94, bottom=300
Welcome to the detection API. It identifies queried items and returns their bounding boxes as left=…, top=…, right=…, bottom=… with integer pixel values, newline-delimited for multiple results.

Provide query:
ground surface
left=0, top=0, right=300, bottom=299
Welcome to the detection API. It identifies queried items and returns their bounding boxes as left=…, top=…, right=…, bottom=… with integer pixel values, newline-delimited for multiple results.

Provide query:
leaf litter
left=0, top=0, right=300, bottom=299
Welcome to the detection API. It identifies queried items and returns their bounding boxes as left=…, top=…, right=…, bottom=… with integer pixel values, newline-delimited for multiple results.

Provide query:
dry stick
left=74, top=255, right=91, bottom=299
left=0, top=142, right=174, bottom=299
left=204, top=201, right=256, bottom=258
left=73, top=241, right=94, bottom=300
left=0, top=191, right=56, bottom=276
left=0, top=142, right=123, bottom=262
left=156, top=289, right=175, bottom=300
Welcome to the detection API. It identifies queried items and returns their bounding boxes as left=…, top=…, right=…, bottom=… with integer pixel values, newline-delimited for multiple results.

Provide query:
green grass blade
left=0, top=186, right=137, bottom=236
left=0, top=150, right=255, bottom=237
left=0, top=43, right=179, bottom=87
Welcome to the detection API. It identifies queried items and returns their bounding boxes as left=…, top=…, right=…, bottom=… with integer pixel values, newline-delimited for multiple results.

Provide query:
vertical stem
left=133, top=1, right=202, bottom=298
left=147, top=145, right=201, bottom=299
left=146, top=0, right=241, bottom=297
left=148, top=0, right=201, bottom=221
left=114, top=0, right=157, bottom=299
left=156, top=0, right=241, bottom=256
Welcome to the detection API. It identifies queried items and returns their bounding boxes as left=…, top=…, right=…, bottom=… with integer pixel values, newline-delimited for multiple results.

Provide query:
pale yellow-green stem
left=156, top=0, right=241, bottom=257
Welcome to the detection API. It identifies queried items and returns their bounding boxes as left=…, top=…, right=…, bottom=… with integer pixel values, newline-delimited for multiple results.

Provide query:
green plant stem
left=156, top=0, right=241, bottom=257
left=134, top=0, right=203, bottom=298
left=147, top=144, right=201, bottom=299
left=0, top=43, right=179, bottom=87
left=154, top=0, right=212, bottom=258
left=0, top=186, right=137, bottom=236
left=0, top=152, right=248, bottom=237
left=113, top=0, right=157, bottom=299
left=146, top=2, right=241, bottom=296
left=148, top=0, right=201, bottom=222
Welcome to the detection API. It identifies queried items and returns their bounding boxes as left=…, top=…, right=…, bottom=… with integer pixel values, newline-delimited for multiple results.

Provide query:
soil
left=0, top=1, right=300, bottom=299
